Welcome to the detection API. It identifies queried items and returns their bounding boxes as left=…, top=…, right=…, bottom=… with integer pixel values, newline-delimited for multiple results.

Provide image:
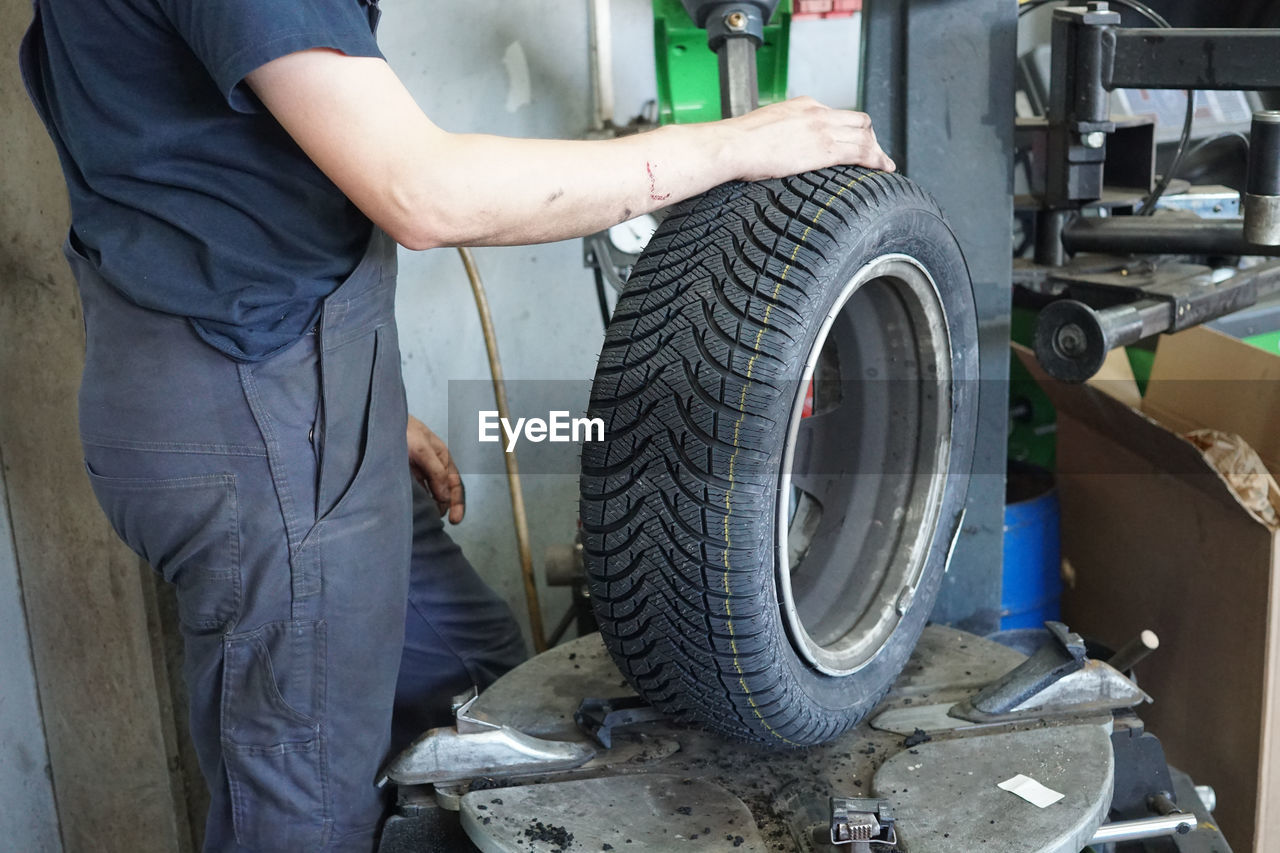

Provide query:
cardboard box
left=1016, top=328, right=1280, bottom=852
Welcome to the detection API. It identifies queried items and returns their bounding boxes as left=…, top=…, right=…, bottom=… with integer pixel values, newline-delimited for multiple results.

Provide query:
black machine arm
left=1044, top=4, right=1280, bottom=211
left=1029, top=3, right=1280, bottom=381
left=1061, top=217, right=1280, bottom=257
left=1033, top=260, right=1280, bottom=382
left=1105, top=29, right=1280, bottom=92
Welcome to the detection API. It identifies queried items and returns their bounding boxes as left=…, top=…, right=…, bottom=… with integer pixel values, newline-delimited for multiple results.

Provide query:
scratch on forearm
left=646, top=161, right=671, bottom=202
left=545, top=188, right=564, bottom=204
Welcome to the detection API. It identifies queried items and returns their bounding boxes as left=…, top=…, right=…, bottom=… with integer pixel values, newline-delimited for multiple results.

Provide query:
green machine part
left=1244, top=329, right=1280, bottom=357
left=653, top=0, right=792, bottom=125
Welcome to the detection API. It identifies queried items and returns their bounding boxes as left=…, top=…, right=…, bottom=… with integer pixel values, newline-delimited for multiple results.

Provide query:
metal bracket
left=1031, top=258, right=1280, bottom=381
left=829, top=797, right=897, bottom=851
left=378, top=691, right=595, bottom=787
left=575, top=695, right=667, bottom=748
left=950, top=622, right=1151, bottom=723
left=583, top=231, right=639, bottom=294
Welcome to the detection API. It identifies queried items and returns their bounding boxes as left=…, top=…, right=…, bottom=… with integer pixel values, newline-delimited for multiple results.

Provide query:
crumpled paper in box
left=1186, top=429, right=1280, bottom=528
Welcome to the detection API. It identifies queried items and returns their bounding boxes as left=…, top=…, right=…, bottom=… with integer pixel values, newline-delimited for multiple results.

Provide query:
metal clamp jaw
left=574, top=695, right=666, bottom=749
left=950, top=621, right=1151, bottom=724
left=377, top=689, right=595, bottom=787
left=830, top=798, right=896, bottom=851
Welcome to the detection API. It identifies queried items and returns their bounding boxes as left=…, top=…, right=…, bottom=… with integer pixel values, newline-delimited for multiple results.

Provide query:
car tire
left=580, top=166, right=979, bottom=746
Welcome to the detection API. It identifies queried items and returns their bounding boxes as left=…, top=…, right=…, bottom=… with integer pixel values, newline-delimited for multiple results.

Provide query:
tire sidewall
left=752, top=201, right=980, bottom=727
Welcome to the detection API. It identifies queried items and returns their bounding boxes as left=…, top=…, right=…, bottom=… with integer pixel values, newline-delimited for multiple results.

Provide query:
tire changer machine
left=376, top=3, right=1279, bottom=851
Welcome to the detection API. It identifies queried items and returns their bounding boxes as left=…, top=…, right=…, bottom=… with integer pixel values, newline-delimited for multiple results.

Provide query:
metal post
left=1245, top=110, right=1280, bottom=245
left=1036, top=209, right=1070, bottom=266
left=682, top=1, right=777, bottom=118
left=587, top=0, right=615, bottom=132
left=718, top=35, right=759, bottom=118
left=861, top=0, right=1017, bottom=634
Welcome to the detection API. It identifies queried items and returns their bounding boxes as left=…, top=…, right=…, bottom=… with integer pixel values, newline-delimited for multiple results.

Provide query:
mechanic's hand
left=407, top=414, right=465, bottom=524
left=725, top=96, right=896, bottom=182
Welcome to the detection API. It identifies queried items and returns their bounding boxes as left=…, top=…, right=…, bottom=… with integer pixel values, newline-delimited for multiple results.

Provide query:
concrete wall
left=0, top=1, right=194, bottom=849
left=386, top=0, right=611, bottom=640
left=0, top=456, right=60, bottom=850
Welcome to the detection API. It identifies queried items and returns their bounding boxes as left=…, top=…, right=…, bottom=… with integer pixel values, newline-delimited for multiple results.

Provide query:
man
left=19, top=0, right=894, bottom=849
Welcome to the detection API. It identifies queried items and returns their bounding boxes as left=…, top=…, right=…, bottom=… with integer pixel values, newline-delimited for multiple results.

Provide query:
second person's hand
left=407, top=414, right=465, bottom=524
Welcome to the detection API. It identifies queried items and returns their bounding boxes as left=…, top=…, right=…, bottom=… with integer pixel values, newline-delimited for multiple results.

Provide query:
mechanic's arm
left=247, top=50, right=894, bottom=250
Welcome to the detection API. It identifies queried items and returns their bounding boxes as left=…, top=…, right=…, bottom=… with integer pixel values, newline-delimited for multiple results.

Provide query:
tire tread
left=581, top=166, right=961, bottom=746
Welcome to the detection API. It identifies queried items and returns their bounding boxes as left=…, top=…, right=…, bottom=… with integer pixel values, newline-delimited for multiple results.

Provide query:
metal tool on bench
left=574, top=695, right=667, bottom=749
left=950, top=621, right=1150, bottom=723
left=828, top=798, right=897, bottom=852
left=869, top=620, right=1153, bottom=737
left=377, top=690, right=594, bottom=787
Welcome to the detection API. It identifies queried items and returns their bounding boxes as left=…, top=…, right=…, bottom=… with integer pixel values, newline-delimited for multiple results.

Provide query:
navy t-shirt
left=21, top=0, right=384, bottom=361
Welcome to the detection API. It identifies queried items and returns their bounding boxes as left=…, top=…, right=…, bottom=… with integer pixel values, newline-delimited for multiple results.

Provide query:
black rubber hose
left=592, top=266, right=612, bottom=328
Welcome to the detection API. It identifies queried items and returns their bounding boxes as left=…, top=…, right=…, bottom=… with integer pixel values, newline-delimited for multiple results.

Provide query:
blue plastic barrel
left=1001, top=461, right=1062, bottom=630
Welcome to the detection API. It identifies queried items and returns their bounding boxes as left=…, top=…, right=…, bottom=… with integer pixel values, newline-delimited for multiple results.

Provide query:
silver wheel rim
left=775, top=254, right=952, bottom=677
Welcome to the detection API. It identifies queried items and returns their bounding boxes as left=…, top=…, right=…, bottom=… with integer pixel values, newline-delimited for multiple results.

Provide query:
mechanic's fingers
left=409, top=455, right=450, bottom=517
left=448, top=479, right=466, bottom=524
left=830, top=138, right=895, bottom=172
left=406, top=415, right=466, bottom=522
left=865, top=143, right=896, bottom=172
left=417, top=438, right=452, bottom=504
left=835, top=109, right=873, bottom=129
left=407, top=424, right=447, bottom=499
left=442, top=456, right=465, bottom=524
left=426, top=429, right=466, bottom=523
left=857, top=132, right=895, bottom=172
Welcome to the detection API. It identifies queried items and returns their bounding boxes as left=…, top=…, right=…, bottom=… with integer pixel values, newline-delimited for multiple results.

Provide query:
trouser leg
left=238, top=319, right=412, bottom=852
left=73, top=233, right=413, bottom=852
left=80, top=331, right=412, bottom=851
left=391, top=480, right=527, bottom=752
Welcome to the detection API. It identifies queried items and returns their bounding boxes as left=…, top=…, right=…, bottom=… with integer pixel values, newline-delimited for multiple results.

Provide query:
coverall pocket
left=222, top=620, right=330, bottom=849
left=84, top=467, right=241, bottom=632
left=316, top=325, right=387, bottom=521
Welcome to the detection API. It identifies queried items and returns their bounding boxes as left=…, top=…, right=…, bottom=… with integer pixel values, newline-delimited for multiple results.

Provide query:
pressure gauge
left=607, top=213, right=658, bottom=256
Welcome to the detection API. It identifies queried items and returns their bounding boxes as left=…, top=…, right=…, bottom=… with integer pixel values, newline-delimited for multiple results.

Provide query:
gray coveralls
left=65, top=224, right=526, bottom=850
